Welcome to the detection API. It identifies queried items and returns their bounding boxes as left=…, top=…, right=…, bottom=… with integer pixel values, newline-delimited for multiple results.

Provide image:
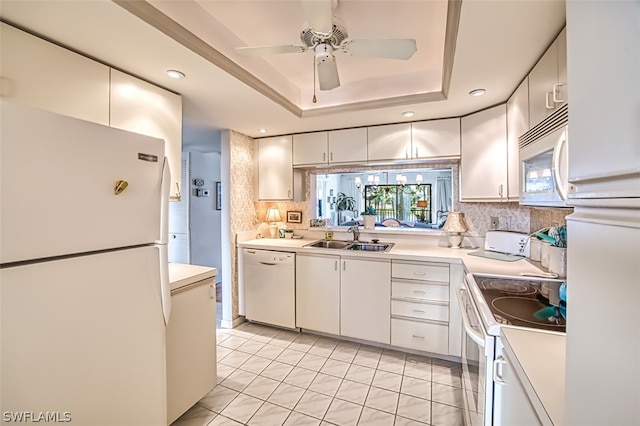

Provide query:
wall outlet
left=490, top=216, right=499, bottom=230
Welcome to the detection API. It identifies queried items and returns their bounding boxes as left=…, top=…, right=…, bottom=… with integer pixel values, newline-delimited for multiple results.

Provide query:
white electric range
left=457, top=273, right=566, bottom=426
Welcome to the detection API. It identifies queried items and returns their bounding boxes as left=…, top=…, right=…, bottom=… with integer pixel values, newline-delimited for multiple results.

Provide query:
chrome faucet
left=348, top=225, right=360, bottom=242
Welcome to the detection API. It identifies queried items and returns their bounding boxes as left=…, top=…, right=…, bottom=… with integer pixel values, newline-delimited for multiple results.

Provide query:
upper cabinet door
left=506, top=77, right=530, bottom=201
left=367, top=123, right=412, bottom=162
left=110, top=70, right=183, bottom=200
left=528, top=39, right=558, bottom=128
left=0, top=23, right=110, bottom=126
left=328, top=128, right=368, bottom=164
left=529, top=29, right=567, bottom=129
left=556, top=28, right=568, bottom=106
left=411, top=118, right=461, bottom=160
left=460, top=104, right=508, bottom=202
left=293, top=131, right=328, bottom=166
left=258, top=135, right=294, bottom=200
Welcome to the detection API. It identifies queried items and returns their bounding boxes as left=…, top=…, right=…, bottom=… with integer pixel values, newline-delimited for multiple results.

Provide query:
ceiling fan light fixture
left=166, top=69, right=185, bottom=79
left=469, top=88, right=486, bottom=97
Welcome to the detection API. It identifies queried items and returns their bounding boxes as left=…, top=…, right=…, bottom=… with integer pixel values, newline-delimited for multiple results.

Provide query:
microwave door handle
left=456, top=288, right=486, bottom=347
left=552, top=130, right=569, bottom=200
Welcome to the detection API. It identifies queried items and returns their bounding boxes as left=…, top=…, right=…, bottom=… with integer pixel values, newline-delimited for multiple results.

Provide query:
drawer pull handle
left=413, top=272, right=427, bottom=276
left=412, top=310, right=426, bottom=314
left=412, top=335, right=425, bottom=339
left=413, top=290, right=426, bottom=294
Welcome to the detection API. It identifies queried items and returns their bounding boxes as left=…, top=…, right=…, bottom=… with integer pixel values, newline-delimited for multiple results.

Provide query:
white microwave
left=519, top=105, right=571, bottom=207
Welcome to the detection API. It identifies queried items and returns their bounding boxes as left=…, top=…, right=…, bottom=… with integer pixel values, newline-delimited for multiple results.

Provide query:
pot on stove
left=540, top=281, right=562, bottom=306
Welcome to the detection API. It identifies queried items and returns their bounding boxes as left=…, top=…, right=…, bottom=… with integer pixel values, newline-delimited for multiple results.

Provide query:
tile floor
left=171, top=321, right=464, bottom=426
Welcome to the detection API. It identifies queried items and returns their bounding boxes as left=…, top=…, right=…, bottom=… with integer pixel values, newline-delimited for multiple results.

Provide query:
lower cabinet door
left=340, top=258, right=391, bottom=344
left=295, top=254, right=340, bottom=334
left=391, top=318, right=449, bottom=355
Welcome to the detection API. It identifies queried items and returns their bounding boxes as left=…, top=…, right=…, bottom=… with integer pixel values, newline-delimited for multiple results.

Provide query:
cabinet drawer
left=392, top=281, right=449, bottom=302
left=391, top=300, right=449, bottom=322
left=391, top=318, right=449, bottom=355
left=392, top=261, right=449, bottom=282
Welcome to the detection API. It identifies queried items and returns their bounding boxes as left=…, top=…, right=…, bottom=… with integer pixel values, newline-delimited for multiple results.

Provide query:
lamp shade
left=265, top=208, right=281, bottom=223
left=443, top=212, right=469, bottom=233
left=416, top=200, right=428, bottom=208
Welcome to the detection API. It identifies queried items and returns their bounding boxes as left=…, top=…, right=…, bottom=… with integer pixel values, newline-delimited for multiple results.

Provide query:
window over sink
left=313, top=168, right=453, bottom=230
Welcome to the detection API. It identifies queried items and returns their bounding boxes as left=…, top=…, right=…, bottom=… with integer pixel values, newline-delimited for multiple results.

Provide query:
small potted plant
left=362, top=206, right=376, bottom=230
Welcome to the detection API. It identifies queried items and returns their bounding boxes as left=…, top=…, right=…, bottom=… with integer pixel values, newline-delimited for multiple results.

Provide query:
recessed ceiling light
left=469, top=88, right=486, bottom=97
left=166, top=69, right=185, bottom=79
left=258, top=128, right=267, bottom=134
left=402, top=111, right=415, bottom=118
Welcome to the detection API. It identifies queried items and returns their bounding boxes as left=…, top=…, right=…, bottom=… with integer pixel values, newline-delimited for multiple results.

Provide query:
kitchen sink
left=304, top=240, right=394, bottom=253
left=347, top=242, right=394, bottom=252
left=305, top=240, right=353, bottom=249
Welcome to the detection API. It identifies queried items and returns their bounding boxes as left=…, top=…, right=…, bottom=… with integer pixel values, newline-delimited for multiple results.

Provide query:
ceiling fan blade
left=317, top=54, right=340, bottom=91
left=300, top=0, right=334, bottom=34
left=236, top=44, right=306, bottom=57
left=341, top=38, right=417, bottom=60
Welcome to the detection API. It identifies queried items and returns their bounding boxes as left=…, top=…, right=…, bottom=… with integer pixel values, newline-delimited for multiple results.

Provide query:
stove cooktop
left=473, top=275, right=566, bottom=332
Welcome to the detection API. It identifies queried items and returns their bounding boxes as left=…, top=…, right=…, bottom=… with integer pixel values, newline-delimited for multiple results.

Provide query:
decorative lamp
left=265, top=208, right=281, bottom=238
left=443, top=211, right=469, bottom=249
left=416, top=200, right=428, bottom=222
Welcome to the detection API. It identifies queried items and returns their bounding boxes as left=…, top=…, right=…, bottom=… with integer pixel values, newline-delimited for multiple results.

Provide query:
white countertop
left=168, top=263, right=218, bottom=292
left=501, top=327, right=566, bottom=426
left=238, top=237, right=547, bottom=277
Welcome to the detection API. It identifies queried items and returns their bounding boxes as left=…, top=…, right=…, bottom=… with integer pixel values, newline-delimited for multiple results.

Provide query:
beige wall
left=228, top=130, right=257, bottom=320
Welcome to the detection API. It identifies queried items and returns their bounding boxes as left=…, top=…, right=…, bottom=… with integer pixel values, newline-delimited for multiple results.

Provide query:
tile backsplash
left=529, top=207, right=571, bottom=233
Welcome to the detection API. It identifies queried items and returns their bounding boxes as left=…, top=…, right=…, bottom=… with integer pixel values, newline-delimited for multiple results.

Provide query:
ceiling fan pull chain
left=312, top=54, right=318, bottom=103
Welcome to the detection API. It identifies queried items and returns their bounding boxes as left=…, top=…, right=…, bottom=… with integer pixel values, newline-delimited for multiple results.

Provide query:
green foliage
left=336, top=192, right=356, bottom=211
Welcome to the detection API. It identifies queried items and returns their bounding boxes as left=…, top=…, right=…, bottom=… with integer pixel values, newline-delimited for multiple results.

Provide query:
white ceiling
left=0, top=0, right=566, bottom=152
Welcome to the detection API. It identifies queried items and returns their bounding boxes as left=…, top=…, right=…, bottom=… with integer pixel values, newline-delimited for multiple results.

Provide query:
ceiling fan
left=235, top=0, right=417, bottom=91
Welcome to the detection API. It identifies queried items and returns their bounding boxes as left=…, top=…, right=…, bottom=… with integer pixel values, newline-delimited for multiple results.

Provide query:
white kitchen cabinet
left=167, top=276, right=217, bottom=424
left=293, top=128, right=367, bottom=167
left=257, top=135, right=298, bottom=200
left=460, top=104, right=508, bottom=202
left=506, top=77, right=530, bottom=201
left=340, top=258, right=391, bottom=344
left=295, top=253, right=341, bottom=334
left=109, top=69, right=183, bottom=200
left=411, top=118, right=461, bottom=160
left=391, top=318, right=449, bottom=354
left=390, top=260, right=452, bottom=356
left=328, top=127, right=368, bottom=165
left=293, top=131, right=328, bottom=166
left=367, top=123, right=412, bottom=162
left=0, top=22, right=110, bottom=125
left=566, top=6, right=639, bottom=203
left=557, top=28, right=568, bottom=105
left=529, top=29, right=567, bottom=129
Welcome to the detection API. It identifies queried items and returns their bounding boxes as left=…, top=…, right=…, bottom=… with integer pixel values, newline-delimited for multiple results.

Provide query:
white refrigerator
left=564, top=2, right=640, bottom=425
left=0, top=100, right=171, bottom=425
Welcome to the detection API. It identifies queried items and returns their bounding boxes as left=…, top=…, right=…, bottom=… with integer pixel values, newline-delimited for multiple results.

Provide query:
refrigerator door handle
left=159, top=244, right=171, bottom=325
left=158, top=157, right=171, bottom=245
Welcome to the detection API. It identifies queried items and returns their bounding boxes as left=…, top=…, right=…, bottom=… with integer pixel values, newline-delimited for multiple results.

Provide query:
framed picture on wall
left=215, top=182, right=221, bottom=210
left=287, top=211, right=302, bottom=223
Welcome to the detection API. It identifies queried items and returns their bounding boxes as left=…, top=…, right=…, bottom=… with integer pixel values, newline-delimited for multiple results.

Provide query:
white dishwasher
left=243, top=249, right=296, bottom=329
